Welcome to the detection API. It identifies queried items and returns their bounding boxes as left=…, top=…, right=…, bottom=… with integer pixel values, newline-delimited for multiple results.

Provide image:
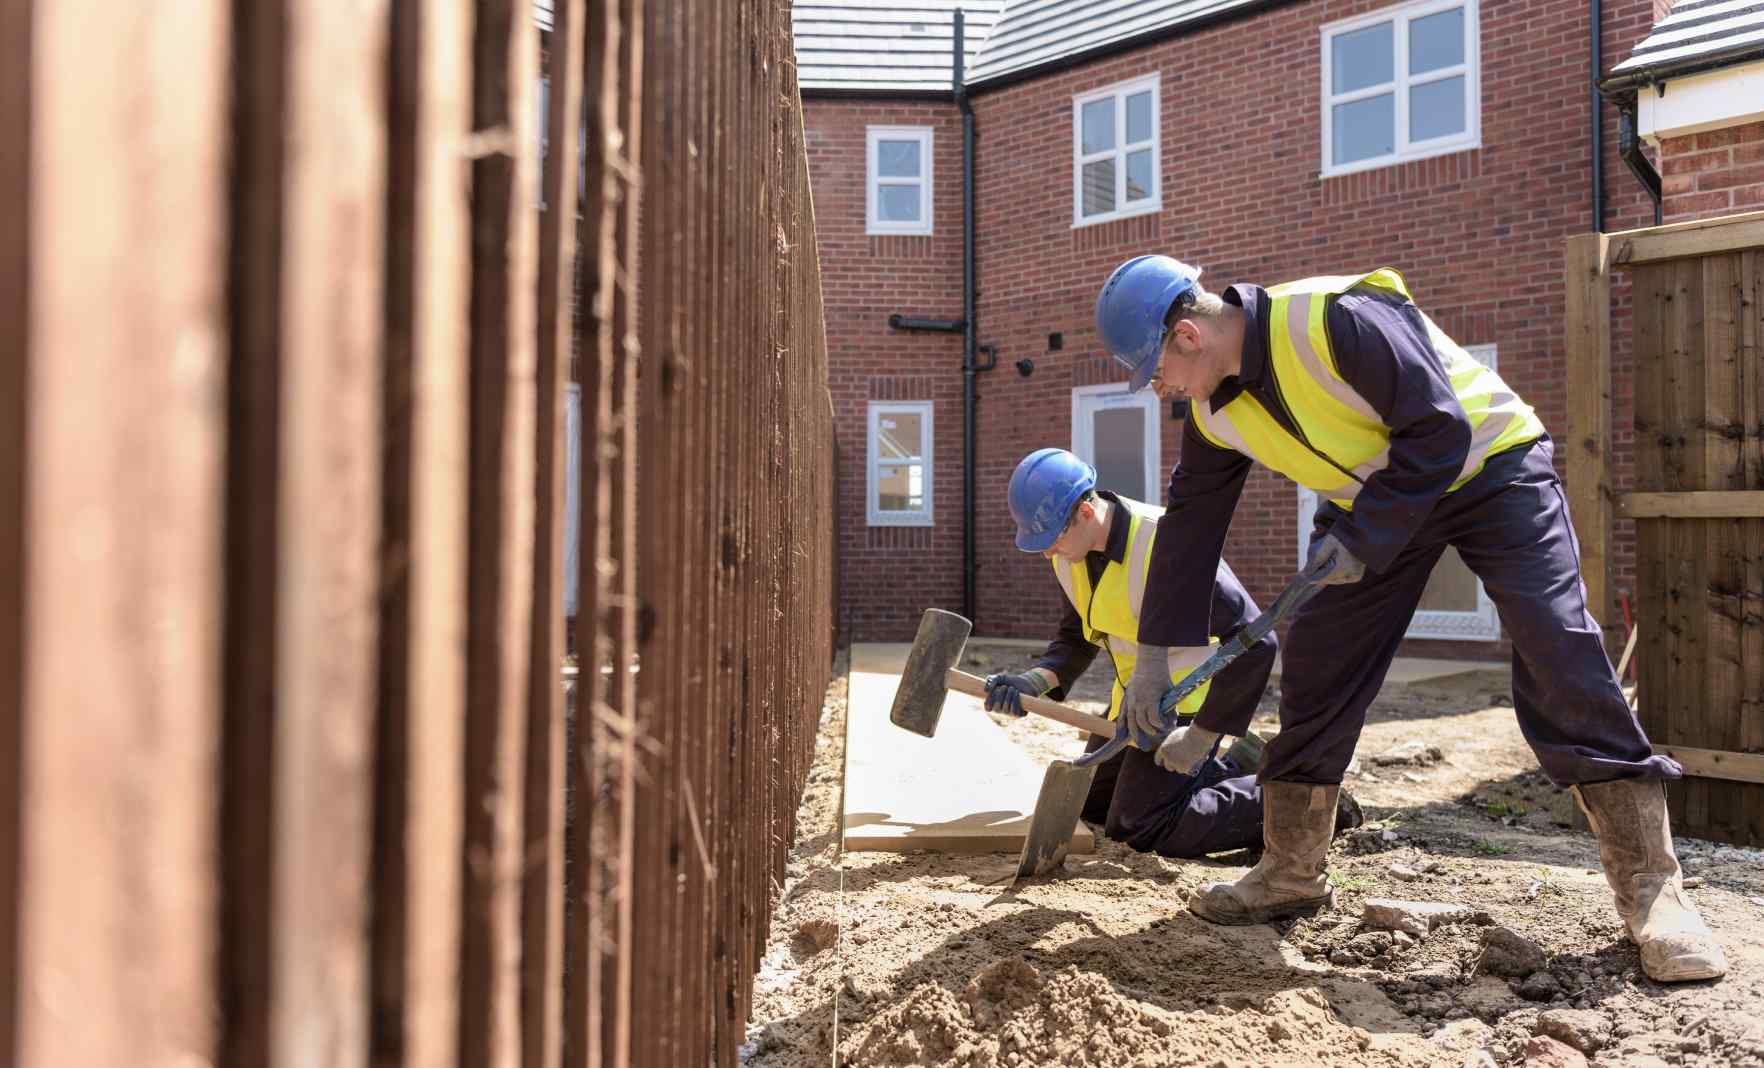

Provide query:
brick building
left=796, top=0, right=1664, bottom=650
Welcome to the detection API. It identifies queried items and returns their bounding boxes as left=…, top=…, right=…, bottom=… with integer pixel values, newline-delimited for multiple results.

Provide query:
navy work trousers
left=1265, top=437, right=1681, bottom=787
left=1080, top=737, right=1265, bottom=858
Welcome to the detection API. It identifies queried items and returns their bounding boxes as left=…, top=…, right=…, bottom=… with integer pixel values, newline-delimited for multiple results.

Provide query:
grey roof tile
left=793, top=1, right=1006, bottom=93
left=1609, top=0, right=1764, bottom=78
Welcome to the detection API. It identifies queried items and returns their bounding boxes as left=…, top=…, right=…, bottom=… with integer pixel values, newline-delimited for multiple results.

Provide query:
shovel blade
left=1010, top=760, right=1098, bottom=885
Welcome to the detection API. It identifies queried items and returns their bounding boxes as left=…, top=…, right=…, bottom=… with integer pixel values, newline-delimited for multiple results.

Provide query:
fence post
left=1565, top=232, right=1614, bottom=642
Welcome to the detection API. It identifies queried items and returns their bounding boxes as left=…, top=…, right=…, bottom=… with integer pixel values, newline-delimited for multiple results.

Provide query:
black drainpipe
left=954, top=9, right=996, bottom=623
left=1591, top=0, right=1604, bottom=231
left=1618, top=94, right=1664, bottom=226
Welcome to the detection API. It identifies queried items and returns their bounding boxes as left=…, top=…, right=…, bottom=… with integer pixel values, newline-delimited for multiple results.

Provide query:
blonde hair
left=1170, top=283, right=1226, bottom=323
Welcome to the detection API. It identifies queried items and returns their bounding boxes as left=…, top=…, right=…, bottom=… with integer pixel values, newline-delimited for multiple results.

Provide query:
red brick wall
left=1660, top=121, right=1764, bottom=221
left=808, top=0, right=1657, bottom=650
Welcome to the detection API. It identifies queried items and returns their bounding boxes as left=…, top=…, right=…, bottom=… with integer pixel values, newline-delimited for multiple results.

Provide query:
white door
left=1072, top=383, right=1161, bottom=504
left=1294, top=344, right=1501, bottom=642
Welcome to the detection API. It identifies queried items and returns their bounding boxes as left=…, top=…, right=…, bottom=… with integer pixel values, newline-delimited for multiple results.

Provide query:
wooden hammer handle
left=943, top=669, right=1115, bottom=739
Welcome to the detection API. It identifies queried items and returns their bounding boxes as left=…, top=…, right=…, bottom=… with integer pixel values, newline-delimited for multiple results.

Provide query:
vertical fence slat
left=0, top=0, right=29, bottom=1055
left=16, top=4, right=228, bottom=1067
left=524, top=4, right=582, bottom=1068
left=275, top=1, right=390, bottom=1063
left=1701, top=254, right=1746, bottom=840
left=375, top=2, right=472, bottom=1066
left=462, top=0, right=540, bottom=1064
left=1565, top=233, right=1613, bottom=637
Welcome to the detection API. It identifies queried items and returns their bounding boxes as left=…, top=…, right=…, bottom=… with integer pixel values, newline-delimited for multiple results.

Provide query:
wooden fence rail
left=1565, top=208, right=1764, bottom=847
left=0, top=1, right=833, bottom=1065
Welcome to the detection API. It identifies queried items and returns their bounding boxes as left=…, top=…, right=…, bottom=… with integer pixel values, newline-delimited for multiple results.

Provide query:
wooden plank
left=1618, top=491, right=1764, bottom=517
left=1671, top=258, right=1708, bottom=833
left=521, top=4, right=581, bottom=1068
left=1612, top=210, right=1764, bottom=268
left=461, top=0, right=539, bottom=1064
left=373, top=2, right=472, bottom=1066
left=1656, top=746, right=1764, bottom=785
left=1743, top=253, right=1764, bottom=846
left=0, top=0, right=28, bottom=1055
left=842, top=645, right=1096, bottom=854
left=17, top=2, right=228, bottom=1066
left=1634, top=262, right=1670, bottom=754
left=1700, top=253, right=1746, bottom=839
left=1564, top=233, right=1614, bottom=632
left=274, top=0, right=390, bottom=1063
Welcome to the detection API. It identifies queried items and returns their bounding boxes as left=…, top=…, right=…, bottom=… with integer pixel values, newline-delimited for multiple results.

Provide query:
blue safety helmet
left=1095, top=255, right=1202, bottom=393
left=1008, top=448, right=1097, bottom=552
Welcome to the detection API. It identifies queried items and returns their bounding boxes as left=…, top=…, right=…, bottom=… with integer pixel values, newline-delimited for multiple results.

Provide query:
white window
left=866, top=127, right=933, bottom=235
left=1072, top=74, right=1161, bottom=226
left=1071, top=384, right=1161, bottom=505
left=1320, top=0, right=1479, bottom=177
left=867, top=402, right=934, bottom=526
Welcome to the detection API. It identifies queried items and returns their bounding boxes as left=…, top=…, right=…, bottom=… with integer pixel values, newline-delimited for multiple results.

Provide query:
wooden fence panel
left=13, top=5, right=229, bottom=1068
left=1631, top=248, right=1764, bottom=846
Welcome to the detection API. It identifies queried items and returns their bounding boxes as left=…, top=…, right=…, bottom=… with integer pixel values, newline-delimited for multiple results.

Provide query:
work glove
left=1304, top=532, right=1365, bottom=586
left=1123, top=649, right=1173, bottom=745
left=983, top=669, right=1051, bottom=718
left=1155, top=724, right=1224, bottom=775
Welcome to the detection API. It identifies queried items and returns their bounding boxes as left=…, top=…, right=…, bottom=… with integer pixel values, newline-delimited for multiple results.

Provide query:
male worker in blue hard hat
left=984, top=447, right=1363, bottom=859
left=1092, top=255, right=1724, bottom=983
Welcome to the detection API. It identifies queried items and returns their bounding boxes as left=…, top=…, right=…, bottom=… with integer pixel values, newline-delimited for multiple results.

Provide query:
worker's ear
left=1168, top=317, right=1202, bottom=357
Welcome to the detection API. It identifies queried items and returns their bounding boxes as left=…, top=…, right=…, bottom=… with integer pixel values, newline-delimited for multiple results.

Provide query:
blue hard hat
left=1095, top=255, right=1202, bottom=392
left=1008, top=448, right=1097, bottom=552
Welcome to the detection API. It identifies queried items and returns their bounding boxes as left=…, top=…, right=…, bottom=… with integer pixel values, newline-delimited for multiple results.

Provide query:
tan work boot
left=1573, top=779, right=1727, bottom=983
left=1189, top=781, right=1338, bottom=925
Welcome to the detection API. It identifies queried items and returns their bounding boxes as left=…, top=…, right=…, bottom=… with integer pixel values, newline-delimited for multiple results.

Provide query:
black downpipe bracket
left=954, top=10, right=995, bottom=623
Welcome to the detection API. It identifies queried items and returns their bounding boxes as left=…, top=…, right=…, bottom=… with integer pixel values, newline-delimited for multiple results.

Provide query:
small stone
left=1461, top=1052, right=1497, bottom=1068
left=1523, top=1034, right=1588, bottom=1068
left=1681, top=876, right=1704, bottom=888
left=1373, top=740, right=1445, bottom=767
left=1330, top=948, right=1361, bottom=966
left=1393, top=930, right=1417, bottom=948
left=1538, top=1008, right=1612, bottom=1053
left=1382, top=829, right=1400, bottom=842
left=1363, top=898, right=1485, bottom=936
left=1519, top=971, right=1562, bottom=1001
left=1391, top=863, right=1424, bottom=881
left=1479, top=926, right=1548, bottom=978
left=1403, top=771, right=1428, bottom=783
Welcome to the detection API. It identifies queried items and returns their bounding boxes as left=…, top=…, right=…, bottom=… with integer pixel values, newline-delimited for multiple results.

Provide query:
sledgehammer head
left=890, top=608, right=974, bottom=737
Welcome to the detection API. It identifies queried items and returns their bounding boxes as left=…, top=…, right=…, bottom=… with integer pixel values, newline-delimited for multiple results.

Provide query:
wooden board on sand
left=841, top=643, right=1096, bottom=855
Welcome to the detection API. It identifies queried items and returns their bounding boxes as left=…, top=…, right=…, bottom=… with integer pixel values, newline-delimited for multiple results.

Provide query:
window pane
left=1410, top=8, right=1465, bottom=74
left=878, top=183, right=921, bottom=222
left=1093, top=406, right=1147, bottom=502
left=877, top=138, right=921, bottom=178
left=1332, top=93, right=1394, bottom=165
left=1125, top=148, right=1154, bottom=203
left=875, top=411, right=923, bottom=459
left=1409, top=75, right=1466, bottom=141
left=877, top=463, right=925, bottom=512
left=1331, top=21, right=1394, bottom=94
left=1081, top=158, right=1116, bottom=216
left=1125, top=90, right=1154, bottom=144
left=1081, top=97, right=1115, bottom=154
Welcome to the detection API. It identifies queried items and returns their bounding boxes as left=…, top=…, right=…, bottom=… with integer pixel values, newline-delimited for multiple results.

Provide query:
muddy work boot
left=1573, top=778, right=1727, bottom=983
left=1189, top=781, right=1339, bottom=925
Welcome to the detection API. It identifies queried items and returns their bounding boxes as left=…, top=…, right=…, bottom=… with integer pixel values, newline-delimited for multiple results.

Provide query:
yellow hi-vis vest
left=1191, top=269, right=1544, bottom=509
left=1050, top=497, right=1217, bottom=722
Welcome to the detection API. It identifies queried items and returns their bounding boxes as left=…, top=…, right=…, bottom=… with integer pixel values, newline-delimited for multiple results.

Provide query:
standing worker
left=1093, top=255, right=1725, bottom=983
left=984, top=447, right=1362, bottom=859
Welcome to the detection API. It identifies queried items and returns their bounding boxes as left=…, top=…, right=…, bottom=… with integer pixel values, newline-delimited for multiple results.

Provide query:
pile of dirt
left=843, top=956, right=1434, bottom=1068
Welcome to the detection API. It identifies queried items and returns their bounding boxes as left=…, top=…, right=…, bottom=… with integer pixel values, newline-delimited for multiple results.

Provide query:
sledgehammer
left=890, top=608, right=1116, bottom=741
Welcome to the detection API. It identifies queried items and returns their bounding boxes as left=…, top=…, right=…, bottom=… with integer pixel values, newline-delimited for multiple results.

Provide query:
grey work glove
left=1155, top=724, right=1223, bottom=775
left=1305, top=531, right=1365, bottom=586
left=1123, top=648, right=1172, bottom=745
left=983, top=669, right=1051, bottom=718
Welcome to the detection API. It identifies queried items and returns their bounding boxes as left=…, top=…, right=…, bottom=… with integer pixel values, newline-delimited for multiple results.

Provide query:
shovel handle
left=944, top=669, right=1115, bottom=739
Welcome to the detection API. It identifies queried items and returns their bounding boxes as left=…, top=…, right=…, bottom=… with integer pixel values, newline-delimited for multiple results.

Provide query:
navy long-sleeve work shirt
left=1137, top=283, right=1474, bottom=648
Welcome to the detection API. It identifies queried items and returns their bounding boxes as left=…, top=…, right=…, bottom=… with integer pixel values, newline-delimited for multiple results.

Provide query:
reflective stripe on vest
left=1049, top=497, right=1216, bottom=721
left=1191, top=269, right=1544, bottom=509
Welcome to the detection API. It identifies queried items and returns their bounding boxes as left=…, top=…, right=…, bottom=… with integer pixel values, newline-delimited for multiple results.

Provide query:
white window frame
left=1070, top=383, right=1161, bottom=504
left=1319, top=0, right=1480, bottom=179
left=867, top=401, right=934, bottom=526
left=865, top=126, right=934, bottom=236
left=1071, top=73, right=1162, bottom=228
left=1293, top=343, right=1501, bottom=642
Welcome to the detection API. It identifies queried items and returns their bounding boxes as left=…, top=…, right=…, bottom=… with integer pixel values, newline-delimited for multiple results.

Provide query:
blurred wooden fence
left=1567, top=210, right=1764, bottom=847
left=0, top=1, right=833, bottom=1066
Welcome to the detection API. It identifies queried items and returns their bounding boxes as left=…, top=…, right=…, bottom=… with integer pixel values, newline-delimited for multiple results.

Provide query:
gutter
left=955, top=9, right=996, bottom=624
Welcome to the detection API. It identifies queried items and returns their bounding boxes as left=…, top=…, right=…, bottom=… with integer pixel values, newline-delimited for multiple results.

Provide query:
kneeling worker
left=983, top=447, right=1361, bottom=858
